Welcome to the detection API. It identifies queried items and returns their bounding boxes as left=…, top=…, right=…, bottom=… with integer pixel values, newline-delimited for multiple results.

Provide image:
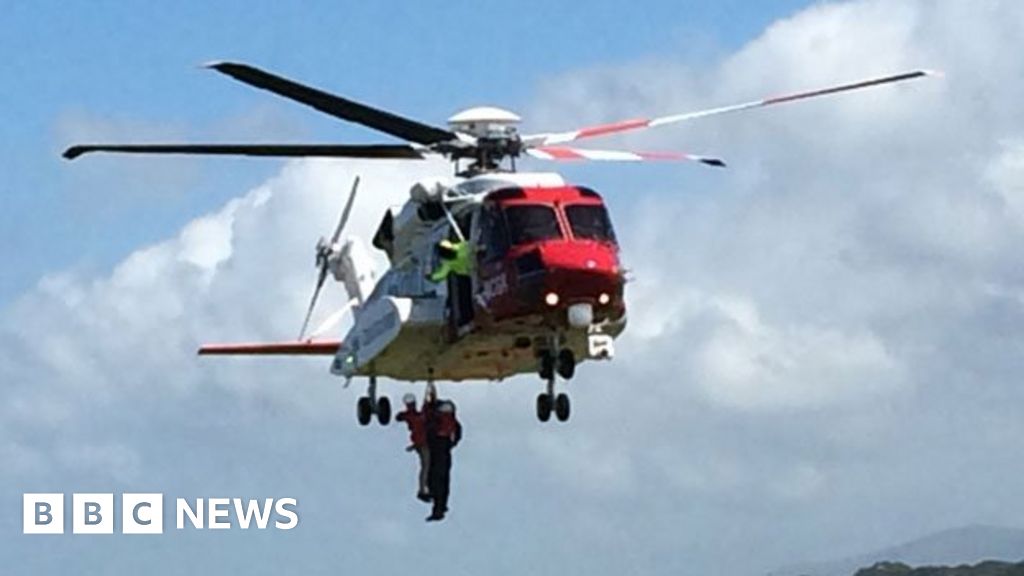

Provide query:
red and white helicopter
left=64, top=62, right=931, bottom=425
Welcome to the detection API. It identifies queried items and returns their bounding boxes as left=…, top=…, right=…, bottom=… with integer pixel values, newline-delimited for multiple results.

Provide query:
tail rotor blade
left=331, top=176, right=361, bottom=245
left=300, top=175, right=362, bottom=341
left=310, top=299, right=356, bottom=340
left=299, top=267, right=329, bottom=341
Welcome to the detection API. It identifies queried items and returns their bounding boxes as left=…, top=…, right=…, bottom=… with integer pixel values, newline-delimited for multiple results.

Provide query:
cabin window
left=478, top=204, right=510, bottom=262
left=565, top=204, right=616, bottom=242
left=503, top=205, right=562, bottom=245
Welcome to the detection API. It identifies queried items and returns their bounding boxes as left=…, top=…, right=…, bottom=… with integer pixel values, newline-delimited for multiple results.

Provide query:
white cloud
left=987, top=140, right=1024, bottom=223
left=691, top=294, right=905, bottom=411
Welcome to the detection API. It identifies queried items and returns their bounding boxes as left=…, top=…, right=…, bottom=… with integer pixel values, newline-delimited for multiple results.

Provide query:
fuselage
left=333, top=172, right=626, bottom=382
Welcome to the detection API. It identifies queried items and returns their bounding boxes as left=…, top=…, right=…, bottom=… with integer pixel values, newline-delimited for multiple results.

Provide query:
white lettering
left=233, top=498, right=273, bottom=529
left=176, top=498, right=203, bottom=529
left=23, top=493, right=298, bottom=533
left=274, top=498, right=299, bottom=530
left=208, top=498, right=231, bottom=529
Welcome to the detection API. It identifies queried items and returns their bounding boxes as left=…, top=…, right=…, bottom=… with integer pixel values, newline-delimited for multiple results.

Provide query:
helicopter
left=63, top=62, right=932, bottom=425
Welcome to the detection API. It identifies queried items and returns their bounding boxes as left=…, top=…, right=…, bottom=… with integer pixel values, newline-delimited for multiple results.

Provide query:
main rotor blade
left=207, top=61, right=457, bottom=145
left=523, top=70, right=935, bottom=146
left=526, top=146, right=725, bottom=167
left=62, top=143, right=424, bottom=160
left=331, top=176, right=361, bottom=245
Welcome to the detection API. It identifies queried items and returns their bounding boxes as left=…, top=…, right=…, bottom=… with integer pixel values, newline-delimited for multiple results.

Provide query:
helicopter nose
left=534, top=241, right=623, bottom=307
left=538, top=240, right=618, bottom=273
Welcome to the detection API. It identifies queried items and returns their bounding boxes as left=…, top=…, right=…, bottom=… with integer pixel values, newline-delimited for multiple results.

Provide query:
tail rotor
left=299, top=175, right=361, bottom=341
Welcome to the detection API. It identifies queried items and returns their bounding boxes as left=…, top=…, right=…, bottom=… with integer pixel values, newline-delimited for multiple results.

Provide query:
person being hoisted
left=396, top=393, right=431, bottom=503
left=424, top=399, right=462, bottom=522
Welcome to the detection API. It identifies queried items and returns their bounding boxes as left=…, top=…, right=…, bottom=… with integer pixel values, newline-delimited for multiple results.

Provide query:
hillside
left=771, top=526, right=1024, bottom=576
left=854, top=560, right=1024, bottom=576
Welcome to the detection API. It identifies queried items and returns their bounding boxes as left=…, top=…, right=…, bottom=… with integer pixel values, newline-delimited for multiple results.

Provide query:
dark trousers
left=428, top=440, right=453, bottom=516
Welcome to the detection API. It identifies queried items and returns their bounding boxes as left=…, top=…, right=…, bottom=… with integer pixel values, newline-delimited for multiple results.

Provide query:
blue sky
left=0, top=0, right=809, bottom=302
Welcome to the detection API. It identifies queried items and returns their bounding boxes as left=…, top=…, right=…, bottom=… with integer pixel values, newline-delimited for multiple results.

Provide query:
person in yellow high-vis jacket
left=429, top=239, right=473, bottom=282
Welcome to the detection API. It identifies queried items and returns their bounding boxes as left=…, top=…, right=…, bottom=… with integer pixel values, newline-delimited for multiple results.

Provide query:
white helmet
left=438, top=401, right=455, bottom=414
left=402, top=393, right=417, bottom=405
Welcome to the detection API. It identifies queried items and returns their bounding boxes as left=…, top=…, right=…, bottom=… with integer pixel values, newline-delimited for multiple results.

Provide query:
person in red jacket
left=425, top=400, right=462, bottom=522
left=396, top=393, right=430, bottom=502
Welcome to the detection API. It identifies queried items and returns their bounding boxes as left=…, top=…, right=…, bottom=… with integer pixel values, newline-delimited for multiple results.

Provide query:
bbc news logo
left=23, top=494, right=299, bottom=534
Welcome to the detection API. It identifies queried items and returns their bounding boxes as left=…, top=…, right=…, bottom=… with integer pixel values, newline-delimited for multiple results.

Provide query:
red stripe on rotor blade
left=537, top=147, right=586, bottom=160
left=576, top=118, right=651, bottom=139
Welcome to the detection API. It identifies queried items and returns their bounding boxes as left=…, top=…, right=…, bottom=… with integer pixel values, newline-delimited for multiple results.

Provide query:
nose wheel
left=357, top=376, right=391, bottom=426
left=536, top=344, right=574, bottom=423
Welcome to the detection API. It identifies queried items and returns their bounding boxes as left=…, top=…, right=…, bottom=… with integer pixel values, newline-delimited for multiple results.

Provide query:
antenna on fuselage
left=441, top=200, right=466, bottom=242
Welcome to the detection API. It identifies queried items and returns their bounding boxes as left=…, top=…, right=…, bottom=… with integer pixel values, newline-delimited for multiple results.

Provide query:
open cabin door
left=446, top=209, right=476, bottom=341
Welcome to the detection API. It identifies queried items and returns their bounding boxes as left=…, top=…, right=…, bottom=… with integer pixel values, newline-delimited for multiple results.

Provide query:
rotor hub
left=447, top=106, right=521, bottom=138
left=443, top=107, right=524, bottom=174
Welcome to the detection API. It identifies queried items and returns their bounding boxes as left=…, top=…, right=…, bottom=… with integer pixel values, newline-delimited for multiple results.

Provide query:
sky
left=4, top=1, right=1024, bottom=575
left=0, top=0, right=807, bottom=302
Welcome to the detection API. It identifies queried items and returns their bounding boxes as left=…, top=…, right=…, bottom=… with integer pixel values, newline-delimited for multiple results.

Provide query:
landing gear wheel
left=357, top=396, right=373, bottom=426
left=536, top=393, right=553, bottom=422
left=539, top=353, right=555, bottom=381
left=556, top=349, right=575, bottom=380
left=376, top=396, right=392, bottom=426
left=554, top=393, right=571, bottom=422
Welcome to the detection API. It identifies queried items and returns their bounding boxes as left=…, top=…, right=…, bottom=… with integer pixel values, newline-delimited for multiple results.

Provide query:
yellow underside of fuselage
left=357, top=314, right=625, bottom=382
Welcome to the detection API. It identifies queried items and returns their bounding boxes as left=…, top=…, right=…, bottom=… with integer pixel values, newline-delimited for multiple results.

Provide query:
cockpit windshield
left=565, top=204, right=616, bottom=242
left=504, top=205, right=562, bottom=245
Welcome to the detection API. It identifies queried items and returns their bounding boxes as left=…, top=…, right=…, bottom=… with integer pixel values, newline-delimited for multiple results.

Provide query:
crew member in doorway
left=428, top=239, right=473, bottom=282
left=425, top=399, right=462, bottom=522
left=396, top=393, right=431, bottom=502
